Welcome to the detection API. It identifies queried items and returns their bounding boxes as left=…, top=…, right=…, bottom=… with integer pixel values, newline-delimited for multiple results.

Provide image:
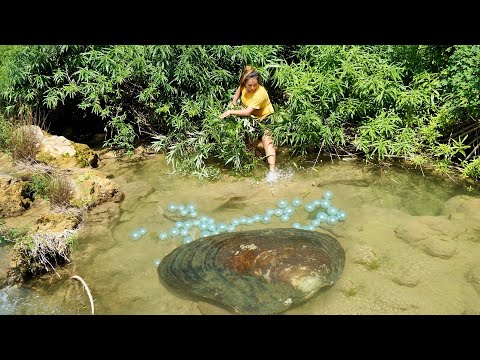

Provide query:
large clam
left=158, top=228, right=345, bottom=314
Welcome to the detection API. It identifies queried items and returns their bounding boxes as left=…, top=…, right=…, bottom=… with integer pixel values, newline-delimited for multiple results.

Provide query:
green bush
left=2, top=45, right=480, bottom=181
left=0, top=219, right=29, bottom=245
left=27, top=172, right=74, bottom=208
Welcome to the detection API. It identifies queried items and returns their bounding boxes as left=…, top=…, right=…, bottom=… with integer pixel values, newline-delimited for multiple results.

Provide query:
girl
left=219, top=65, right=277, bottom=181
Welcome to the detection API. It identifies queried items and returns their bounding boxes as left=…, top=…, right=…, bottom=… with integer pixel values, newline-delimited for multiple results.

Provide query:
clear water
left=2, top=153, right=480, bottom=315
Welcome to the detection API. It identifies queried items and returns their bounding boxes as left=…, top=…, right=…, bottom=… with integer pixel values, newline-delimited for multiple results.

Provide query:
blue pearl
left=277, top=199, right=289, bottom=208
left=199, top=215, right=208, bottom=223
left=292, top=197, right=302, bottom=207
left=274, top=208, right=284, bottom=217
left=227, top=225, right=236, bottom=232
left=180, top=229, right=189, bottom=237
left=253, top=214, right=262, bottom=222
left=183, top=220, right=193, bottom=229
left=311, top=219, right=321, bottom=227
left=159, top=232, right=168, bottom=240
left=201, top=231, right=211, bottom=237
left=231, top=218, right=240, bottom=226
left=175, top=221, right=184, bottom=228
left=153, top=259, right=161, bottom=267
left=138, top=227, right=147, bottom=235
left=304, top=203, right=315, bottom=213
left=182, top=236, right=193, bottom=244
left=130, top=231, right=141, bottom=240
left=192, top=220, right=200, bottom=227
left=177, top=204, right=186, bottom=212
left=313, top=199, right=322, bottom=207
left=207, top=224, right=216, bottom=232
left=323, top=191, right=333, bottom=199
left=245, top=217, right=254, bottom=225
left=239, top=216, right=247, bottom=225
left=186, top=204, right=196, bottom=212
left=218, top=223, right=228, bottom=232
left=327, top=206, right=338, bottom=216
left=265, top=208, right=275, bottom=217
left=180, top=209, right=189, bottom=217
left=261, top=215, right=271, bottom=224
left=326, top=216, right=338, bottom=226
left=305, top=225, right=315, bottom=231
left=280, top=214, right=289, bottom=223
left=199, top=223, right=208, bottom=231
left=320, top=199, right=331, bottom=209
left=292, top=222, right=302, bottom=229
left=284, top=207, right=295, bottom=216
left=189, top=211, right=198, bottom=218
left=316, top=212, right=328, bottom=221
left=336, top=210, right=348, bottom=221
left=207, top=217, right=215, bottom=225
left=169, top=228, right=179, bottom=237
left=167, top=203, right=177, bottom=212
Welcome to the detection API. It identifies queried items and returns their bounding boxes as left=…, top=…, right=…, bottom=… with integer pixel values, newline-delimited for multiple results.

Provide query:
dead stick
left=72, top=275, right=95, bottom=315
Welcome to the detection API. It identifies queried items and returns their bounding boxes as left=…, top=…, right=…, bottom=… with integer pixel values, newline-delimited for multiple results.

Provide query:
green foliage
left=3, top=44, right=480, bottom=181
left=26, top=172, right=74, bottom=207
left=151, top=108, right=256, bottom=179
left=462, top=157, right=480, bottom=180
left=0, top=45, right=26, bottom=109
left=425, top=46, right=480, bottom=181
left=374, top=45, right=451, bottom=80
left=0, top=219, right=29, bottom=245
left=439, top=46, right=480, bottom=123
left=9, top=121, right=41, bottom=163
left=27, top=173, right=50, bottom=198
left=431, top=135, right=469, bottom=161
left=271, top=46, right=439, bottom=160
left=0, top=113, right=13, bottom=150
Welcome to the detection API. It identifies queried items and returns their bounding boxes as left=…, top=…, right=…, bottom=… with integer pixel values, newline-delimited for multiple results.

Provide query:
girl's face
left=245, top=78, right=259, bottom=93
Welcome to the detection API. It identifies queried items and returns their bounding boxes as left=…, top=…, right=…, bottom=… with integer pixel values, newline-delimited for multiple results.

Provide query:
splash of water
left=265, top=167, right=294, bottom=185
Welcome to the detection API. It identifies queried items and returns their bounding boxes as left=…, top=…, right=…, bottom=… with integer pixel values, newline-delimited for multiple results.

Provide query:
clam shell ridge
left=158, top=228, right=345, bottom=314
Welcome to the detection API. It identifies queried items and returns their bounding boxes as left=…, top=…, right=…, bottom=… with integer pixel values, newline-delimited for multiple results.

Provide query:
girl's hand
left=219, top=110, right=231, bottom=119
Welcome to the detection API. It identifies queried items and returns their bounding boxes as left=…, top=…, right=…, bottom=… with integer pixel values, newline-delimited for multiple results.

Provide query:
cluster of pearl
left=130, top=191, right=347, bottom=248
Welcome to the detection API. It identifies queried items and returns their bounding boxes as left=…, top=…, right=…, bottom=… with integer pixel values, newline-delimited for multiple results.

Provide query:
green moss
left=36, top=151, right=55, bottom=164
left=75, top=171, right=93, bottom=182
left=71, top=195, right=92, bottom=208
left=342, top=286, right=358, bottom=297
left=365, top=259, right=381, bottom=270
left=73, top=143, right=95, bottom=168
left=0, top=220, right=29, bottom=244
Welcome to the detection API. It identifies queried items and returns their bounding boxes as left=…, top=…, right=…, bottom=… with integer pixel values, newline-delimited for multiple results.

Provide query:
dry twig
left=72, top=275, right=95, bottom=315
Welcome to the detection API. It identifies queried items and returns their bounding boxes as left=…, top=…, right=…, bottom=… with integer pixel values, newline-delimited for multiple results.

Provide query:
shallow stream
left=2, top=153, right=480, bottom=315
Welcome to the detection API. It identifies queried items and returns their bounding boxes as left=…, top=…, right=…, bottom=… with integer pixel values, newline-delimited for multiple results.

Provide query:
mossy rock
left=73, top=143, right=98, bottom=168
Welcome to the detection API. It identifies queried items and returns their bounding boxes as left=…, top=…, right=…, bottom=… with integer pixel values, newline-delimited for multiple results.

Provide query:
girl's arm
left=231, top=86, right=241, bottom=107
left=219, top=106, right=254, bottom=119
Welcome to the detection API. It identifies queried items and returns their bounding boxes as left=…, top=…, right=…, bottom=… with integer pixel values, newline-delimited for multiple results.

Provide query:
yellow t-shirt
left=241, top=85, right=274, bottom=121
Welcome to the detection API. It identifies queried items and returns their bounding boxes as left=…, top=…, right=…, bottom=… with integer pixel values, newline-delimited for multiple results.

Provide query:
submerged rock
left=158, top=228, right=345, bottom=314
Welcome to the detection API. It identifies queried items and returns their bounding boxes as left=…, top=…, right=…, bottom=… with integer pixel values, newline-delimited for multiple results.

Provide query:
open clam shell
left=158, top=228, right=345, bottom=314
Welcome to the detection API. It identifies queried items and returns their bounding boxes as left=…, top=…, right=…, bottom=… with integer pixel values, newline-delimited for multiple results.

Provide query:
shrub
left=15, top=229, right=77, bottom=276
left=28, top=171, right=74, bottom=208
left=7, top=112, right=47, bottom=163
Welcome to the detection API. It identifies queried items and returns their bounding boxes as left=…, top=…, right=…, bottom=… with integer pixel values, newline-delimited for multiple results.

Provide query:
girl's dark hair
left=239, top=65, right=263, bottom=87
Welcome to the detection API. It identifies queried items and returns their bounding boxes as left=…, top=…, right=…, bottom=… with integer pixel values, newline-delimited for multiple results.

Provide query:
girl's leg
left=246, top=118, right=261, bottom=156
left=262, top=133, right=276, bottom=173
